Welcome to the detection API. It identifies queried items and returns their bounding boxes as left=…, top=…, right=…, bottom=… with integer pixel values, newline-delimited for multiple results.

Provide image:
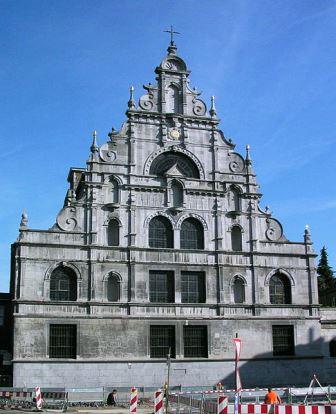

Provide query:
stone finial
left=246, top=144, right=252, bottom=165
left=108, top=127, right=117, bottom=141
left=210, top=96, right=217, bottom=118
left=20, top=210, right=28, bottom=229
left=90, top=130, right=99, bottom=154
left=128, top=86, right=136, bottom=110
left=304, top=224, right=312, bottom=244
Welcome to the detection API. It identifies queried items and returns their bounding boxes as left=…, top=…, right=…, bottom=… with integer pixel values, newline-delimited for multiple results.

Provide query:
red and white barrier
left=34, top=387, right=43, bottom=411
left=0, top=391, right=31, bottom=397
left=228, top=405, right=336, bottom=414
left=218, top=395, right=228, bottom=414
left=130, top=387, right=138, bottom=414
left=154, top=389, right=164, bottom=414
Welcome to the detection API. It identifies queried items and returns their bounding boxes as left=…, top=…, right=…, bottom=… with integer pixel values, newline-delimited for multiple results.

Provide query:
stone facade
left=10, top=41, right=336, bottom=388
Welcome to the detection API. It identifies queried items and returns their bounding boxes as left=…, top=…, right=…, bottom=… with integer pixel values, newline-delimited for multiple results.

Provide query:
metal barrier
left=0, top=385, right=335, bottom=409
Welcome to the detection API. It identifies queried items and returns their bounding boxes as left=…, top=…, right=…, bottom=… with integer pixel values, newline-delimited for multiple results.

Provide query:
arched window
left=166, top=85, right=180, bottom=113
left=171, top=181, right=183, bottom=208
left=149, top=216, right=173, bottom=248
left=330, top=339, right=336, bottom=357
left=230, top=188, right=241, bottom=211
left=50, top=267, right=77, bottom=301
left=109, top=178, right=119, bottom=204
left=149, top=152, right=200, bottom=178
left=180, top=218, right=204, bottom=250
left=269, top=273, right=291, bottom=304
left=107, top=273, right=120, bottom=302
left=231, top=226, right=242, bottom=251
left=107, top=219, right=119, bottom=246
left=233, top=277, right=245, bottom=303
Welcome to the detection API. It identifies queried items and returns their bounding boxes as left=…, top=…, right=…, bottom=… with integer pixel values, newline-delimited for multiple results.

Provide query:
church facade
left=10, top=41, right=335, bottom=388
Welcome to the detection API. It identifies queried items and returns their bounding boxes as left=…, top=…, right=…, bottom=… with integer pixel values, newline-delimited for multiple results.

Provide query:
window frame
left=49, top=324, right=77, bottom=359
left=107, top=219, right=120, bottom=246
left=269, top=274, right=291, bottom=304
left=233, top=277, right=245, bottom=304
left=149, top=271, right=175, bottom=303
left=50, top=267, right=77, bottom=302
left=330, top=339, right=336, bottom=357
left=183, top=325, right=208, bottom=358
left=180, top=218, right=204, bottom=250
left=231, top=226, right=243, bottom=251
left=148, top=216, right=174, bottom=248
left=272, top=325, right=295, bottom=356
left=181, top=271, right=206, bottom=303
left=107, top=274, right=121, bottom=302
left=150, top=325, right=176, bottom=359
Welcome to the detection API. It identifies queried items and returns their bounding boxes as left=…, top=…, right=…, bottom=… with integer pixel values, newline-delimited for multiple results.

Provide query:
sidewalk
left=74, top=407, right=153, bottom=414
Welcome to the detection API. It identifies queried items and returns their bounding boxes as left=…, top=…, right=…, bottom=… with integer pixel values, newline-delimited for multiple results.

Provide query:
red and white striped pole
left=217, top=395, right=228, bottom=414
left=130, top=387, right=138, bottom=414
left=154, top=389, right=164, bottom=414
left=34, top=387, right=43, bottom=411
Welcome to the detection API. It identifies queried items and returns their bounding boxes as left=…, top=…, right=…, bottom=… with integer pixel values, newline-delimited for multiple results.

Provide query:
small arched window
left=231, top=226, right=242, bottom=251
left=330, top=339, right=336, bottom=357
left=233, top=277, right=245, bottom=303
left=171, top=181, right=183, bottom=208
left=149, top=216, right=173, bottom=248
left=110, top=178, right=119, bottom=204
left=166, top=85, right=180, bottom=113
left=50, top=267, right=77, bottom=301
left=107, top=273, right=120, bottom=302
left=107, top=219, right=119, bottom=246
left=231, top=188, right=241, bottom=211
left=269, top=273, right=291, bottom=304
left=180, top=218, right=204, bottom=250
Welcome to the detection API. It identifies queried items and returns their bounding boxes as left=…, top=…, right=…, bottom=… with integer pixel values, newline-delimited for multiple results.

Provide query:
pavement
left=0, top=406, right=154, bottom=414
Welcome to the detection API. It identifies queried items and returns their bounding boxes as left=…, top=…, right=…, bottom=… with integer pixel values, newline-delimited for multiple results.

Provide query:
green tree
left=317, top=246, right=335, bottom=305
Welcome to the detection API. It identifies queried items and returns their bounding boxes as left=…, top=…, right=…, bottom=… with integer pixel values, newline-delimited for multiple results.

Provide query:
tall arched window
left=50, top=267, right=77, bottom=301
left=107, top=273, right=120, bottom=302
left=107, top=219, right=119, bottom=246
left=233, top=277, right=245, bottom=303
left=230, top=188, right=241, bottom=211
left=180, top=218, right=204, bottom=250
left=269, top=273, right=291, bottom=304
left=149, top=216, right=173, bottom=248
left=231, top=226, right=242, bottom=251
left=171, top=181, right=183, bottom=208
left=109, top=178, right=119, bottom=204
left=166, top=85, right=180, bottom=113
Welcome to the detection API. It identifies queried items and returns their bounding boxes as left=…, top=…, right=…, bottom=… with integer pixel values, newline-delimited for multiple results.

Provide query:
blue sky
left=1, top=0, right=336, bottom=292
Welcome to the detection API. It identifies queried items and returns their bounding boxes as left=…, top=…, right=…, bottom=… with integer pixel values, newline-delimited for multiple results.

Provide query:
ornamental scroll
left=56, top=207, right=79, bottom=231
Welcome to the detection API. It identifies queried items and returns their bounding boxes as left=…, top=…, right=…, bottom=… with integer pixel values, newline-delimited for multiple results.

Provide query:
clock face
left=169, top=128, right=180, bottom=140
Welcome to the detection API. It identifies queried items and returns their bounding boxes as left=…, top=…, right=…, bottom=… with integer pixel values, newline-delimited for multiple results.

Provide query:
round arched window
left=149, top=216, right=174, bottom=248
left=107, top=274, right=121, bottom=302
left=269, top=273, right=291, bottom=304
left=50, top=267, right=77, bottom=301
left=180, top=218, right=204, bottom=250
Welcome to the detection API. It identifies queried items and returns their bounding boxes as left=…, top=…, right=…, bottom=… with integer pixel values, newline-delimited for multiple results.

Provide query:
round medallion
left=169, top=128, right=180, bottom=140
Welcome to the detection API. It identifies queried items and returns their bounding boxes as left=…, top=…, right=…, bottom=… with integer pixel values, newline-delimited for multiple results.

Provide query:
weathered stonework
left=10, top=42, right=336, bottom=388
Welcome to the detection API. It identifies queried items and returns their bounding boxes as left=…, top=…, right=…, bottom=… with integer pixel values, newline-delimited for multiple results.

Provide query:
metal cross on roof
left=164, top=25, right=180, bottom=45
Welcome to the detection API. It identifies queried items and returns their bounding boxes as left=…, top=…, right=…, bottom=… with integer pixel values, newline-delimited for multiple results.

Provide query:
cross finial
left=164, top=25, right=180, bottom=46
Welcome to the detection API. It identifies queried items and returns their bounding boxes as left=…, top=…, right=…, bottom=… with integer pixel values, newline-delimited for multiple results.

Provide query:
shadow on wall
left=220, top=337, right=336, bottom=389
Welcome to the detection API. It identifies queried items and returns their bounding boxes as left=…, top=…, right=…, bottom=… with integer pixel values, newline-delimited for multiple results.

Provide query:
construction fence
left=0, top=385, right=336, bottom=410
